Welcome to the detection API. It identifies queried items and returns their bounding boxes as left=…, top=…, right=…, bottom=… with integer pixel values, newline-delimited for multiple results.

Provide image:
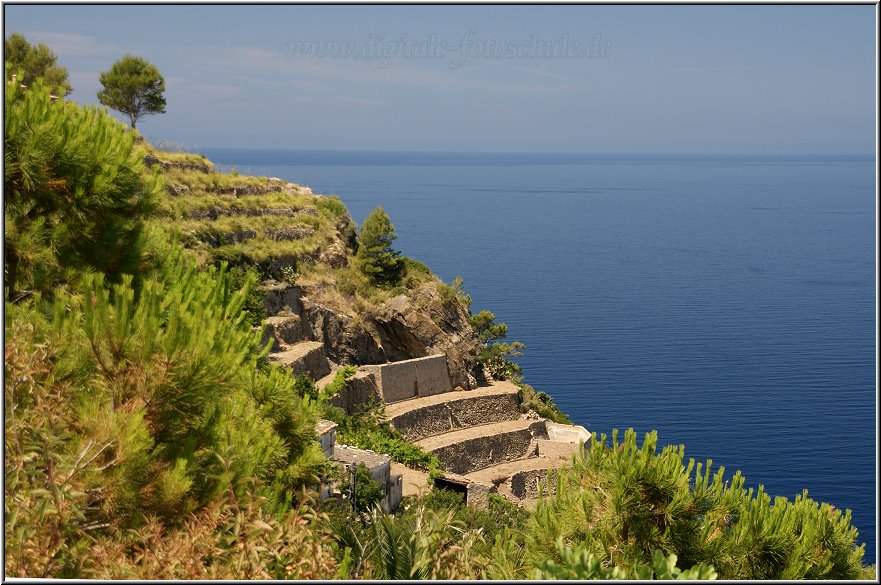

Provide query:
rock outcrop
left=373, top=290, right=483, bottom=390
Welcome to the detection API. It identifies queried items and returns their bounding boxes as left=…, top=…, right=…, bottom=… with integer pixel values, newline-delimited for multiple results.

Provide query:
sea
left=201, top=148, right=877, bottom=561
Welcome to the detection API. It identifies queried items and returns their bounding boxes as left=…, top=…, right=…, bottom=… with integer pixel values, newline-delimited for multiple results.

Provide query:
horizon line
left=179, top=146, right=877, bottom=159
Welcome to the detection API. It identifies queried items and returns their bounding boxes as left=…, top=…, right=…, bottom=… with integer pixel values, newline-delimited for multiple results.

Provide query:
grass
left=162, top=167, right=276, bottom=191
left=138, top=140, right=214, bottom=168
left=518, top=382, right=572, bottom=425
left=174, top=213, right=322, bottom=239
left=160, top=190, right=313, bottom=216
left=314, top=195, right=348, bottom=220
left=148, top=142, right=441, bottom=318
left=206, top=237, right=323, bottom=273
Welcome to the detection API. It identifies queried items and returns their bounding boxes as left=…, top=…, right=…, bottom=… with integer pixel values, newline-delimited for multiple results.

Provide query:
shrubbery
left=4, top=249, right=327, bottom=576
left=4, top=71, right=161, bottom=301
left=470, top=308, right=525, bottom=380
left=516, top=428, right=867, bottom=580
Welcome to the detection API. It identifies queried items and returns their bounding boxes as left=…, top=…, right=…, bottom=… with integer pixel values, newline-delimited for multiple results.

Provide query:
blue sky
left=4, top=4, right=876, bottom=154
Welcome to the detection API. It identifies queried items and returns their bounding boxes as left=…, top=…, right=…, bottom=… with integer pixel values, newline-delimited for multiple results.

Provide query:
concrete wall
left=414, top=354, right=453, bottom=397
left=363, top=360, right=417, bottom=402
left=385, top=474, right=403, bottom=513
left=318, top=428, right=336, bottom=459
left=545, top=422, right=592, bottom=446
left=364, top=354, right=452, bottom=404
left=328, top=371, right=381, bottom=415
left=535, top=439, right=579, bottom=460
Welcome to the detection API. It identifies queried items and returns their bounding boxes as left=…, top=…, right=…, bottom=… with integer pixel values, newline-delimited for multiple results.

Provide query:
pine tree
left=4, top=244, right=325, bottom=576
left=97, top=55, right=166, bottom=129
left=515, top=428, right=867, bottom=580
left=356, top=206, right=403, bottom=285
left=3, top=70, right=161, bottom=301
left=4, top=33, right=72, bottom=97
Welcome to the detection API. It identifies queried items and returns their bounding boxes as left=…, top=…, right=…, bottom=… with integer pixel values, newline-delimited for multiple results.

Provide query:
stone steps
left=261, top=313, right=309, bottom=351
left=385, top=381, right=522, bottom=441
left=268, top=341, right=331, bottom=380
left=414, top=419, right=548, bottom=475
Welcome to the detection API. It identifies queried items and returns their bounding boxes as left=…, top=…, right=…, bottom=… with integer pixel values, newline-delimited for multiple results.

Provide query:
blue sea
left=202, top=148, right=877, bottom=561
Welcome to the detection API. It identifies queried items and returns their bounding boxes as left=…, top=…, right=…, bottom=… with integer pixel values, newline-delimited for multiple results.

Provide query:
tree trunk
left=130, top=114, right=137, bottom=129
left=5, top=247, right=18, bottom=302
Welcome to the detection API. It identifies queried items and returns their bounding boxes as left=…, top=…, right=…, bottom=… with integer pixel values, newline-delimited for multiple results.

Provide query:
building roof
left=333, top=445, right=389, bottom=468
left=315, top=419, right=338, bottom=436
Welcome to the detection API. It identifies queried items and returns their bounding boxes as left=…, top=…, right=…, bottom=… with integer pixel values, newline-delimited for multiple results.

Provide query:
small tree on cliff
left=357, top=206, right=404, bottom=285
left=4, top=33, right=72, bottom=97
left=97, top=55, right=166, bottom=129
left=470, top=309, right=524, bottom=380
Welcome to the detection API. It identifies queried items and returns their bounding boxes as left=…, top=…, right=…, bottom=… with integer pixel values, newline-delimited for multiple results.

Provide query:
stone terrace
left=262, top=287, right=591, bottom=508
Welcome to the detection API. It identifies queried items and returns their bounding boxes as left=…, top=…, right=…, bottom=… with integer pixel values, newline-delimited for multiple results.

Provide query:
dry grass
left=159, top=191, right=316, bottom=220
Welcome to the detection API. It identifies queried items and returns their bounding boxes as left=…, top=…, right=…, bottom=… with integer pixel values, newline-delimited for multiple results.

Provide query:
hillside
left=4, top=80, right=873, bottom=579
left=152, top=146, right=489, bottom=388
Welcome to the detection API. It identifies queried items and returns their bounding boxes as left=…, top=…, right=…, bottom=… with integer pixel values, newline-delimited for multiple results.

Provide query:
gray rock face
left=264, top=227, right=315, bottom=241
left=300, top=298, right=387, bottom=365
left=145, top=153, right=212, bottom=174
left=372, top=291, right=484, bottom=390
left=318, top=239, right=349, bottom=268
left=217, top=183, right=283, bottom=197
left=263, top=283, right=303, bottom=316
left=202, top=229, right=257, bottom=247
left=261, top=314, right=308, bottom=351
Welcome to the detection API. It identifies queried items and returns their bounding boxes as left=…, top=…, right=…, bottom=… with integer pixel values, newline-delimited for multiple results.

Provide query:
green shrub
left=328, top=399, right=443, bottom=480
left=292, top=374, right=319, bottom=401
left=419, top=490, right=530, bottom=546
left=319, top=365, right=357, bottom=402
left=518, top=383, right=572, bottom=424
left=353, top=463, right=384, bottom=513
left=535, top=541, right=718, bottom=580
left=3, top=243, right=325, bottom=577
left=514, top=428, right=867, bottom=580
left=437, top=275, right=472, bottom=310
left=225, top=264, right=267, bottom=327
left=403, top=257, right=431, bottom=276
left=315, top=195, right=347, bottom=218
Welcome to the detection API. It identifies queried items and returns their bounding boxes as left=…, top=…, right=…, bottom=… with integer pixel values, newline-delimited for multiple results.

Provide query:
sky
left=3, top=4, right=877, bottom=154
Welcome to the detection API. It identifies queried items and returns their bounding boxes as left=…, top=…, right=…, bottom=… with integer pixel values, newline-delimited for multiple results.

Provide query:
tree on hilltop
left=4, top=33, right=72, bottom=97
left=97, top=55, right=166, bottom=129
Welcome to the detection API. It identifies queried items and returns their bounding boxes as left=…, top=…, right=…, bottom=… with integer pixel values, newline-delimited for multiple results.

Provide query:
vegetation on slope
left=3, top=46, right=874, bottom=579
left=3, top=71, right=161, bottom=302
